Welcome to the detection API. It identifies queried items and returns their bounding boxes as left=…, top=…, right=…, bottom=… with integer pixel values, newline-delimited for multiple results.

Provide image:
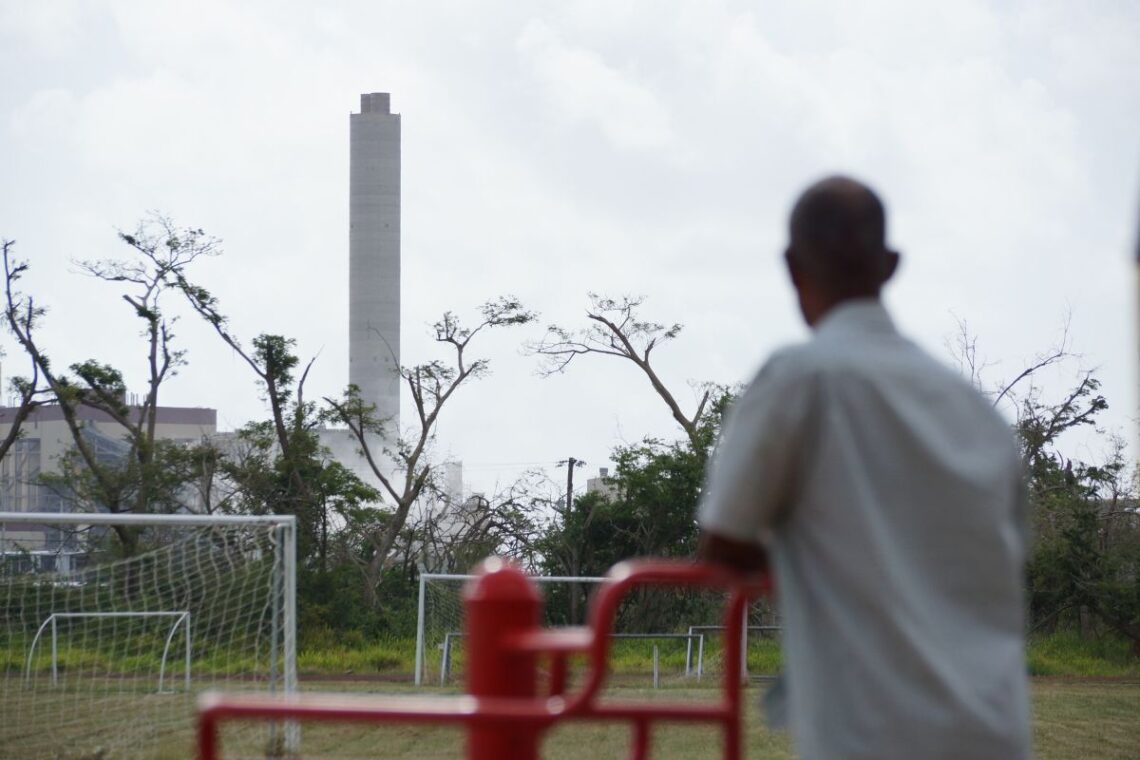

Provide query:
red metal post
left=197, top=711, right=218, bottom=760
left=721, top=591, right=748, bottom=760
left=463, top=557, right=543, bottom=760
left=631, top=719, right=651, bottom=760
left=549, top=654, right=568, bottom=697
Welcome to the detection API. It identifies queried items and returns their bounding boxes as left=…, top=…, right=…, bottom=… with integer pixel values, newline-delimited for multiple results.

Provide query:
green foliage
left=10, top=628, right=1139, bottom=680
left=297, top=637, right=411, bottom=674
left=536, top=391, right=734, bottom=629
left=1027, top=631, right=1140, bottom=677
left=66, top=361, right=128, bottom=413
left=1016, top=372, right=1140, bottom=652
left=13, top=213, right=1139, bottom=669
left=251, top=334, right=300, bottom=403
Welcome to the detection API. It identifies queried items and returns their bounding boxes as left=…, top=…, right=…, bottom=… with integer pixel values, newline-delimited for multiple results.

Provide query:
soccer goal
left=0, top=512, right=297, bottom=759
left=416, top=572, right=604, bottom=685
left=26, top=610, right=192, bottom=692
left=415, top=571, right=766, bottom=687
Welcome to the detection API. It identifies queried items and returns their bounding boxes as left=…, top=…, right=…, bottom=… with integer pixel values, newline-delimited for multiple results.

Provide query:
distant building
left=440, top=461, right=463, bottom=505
left=0, top=403, right=216, bottom=551
left=412, top=460, right=465, bottom=531
left=586, top=467, right=618, bottom=500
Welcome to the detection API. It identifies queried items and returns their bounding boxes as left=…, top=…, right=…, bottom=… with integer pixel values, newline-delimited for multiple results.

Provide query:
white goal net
left=0, top=512, right=297, bottom=759
left=415, top=572, right=781, bottom=688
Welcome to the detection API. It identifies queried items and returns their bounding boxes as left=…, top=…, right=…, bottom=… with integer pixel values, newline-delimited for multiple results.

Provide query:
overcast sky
left=1, top=0, right=1137, bottom=497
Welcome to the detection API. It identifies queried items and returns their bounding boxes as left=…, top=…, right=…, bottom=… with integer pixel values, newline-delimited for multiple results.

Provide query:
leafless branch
left=323, top=296, right=535, bottom=604
left=527, top=293, right=706, bottom=449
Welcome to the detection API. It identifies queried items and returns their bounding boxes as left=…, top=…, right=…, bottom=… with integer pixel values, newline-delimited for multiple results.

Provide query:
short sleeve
left=697, top=349, right=818, bottom=544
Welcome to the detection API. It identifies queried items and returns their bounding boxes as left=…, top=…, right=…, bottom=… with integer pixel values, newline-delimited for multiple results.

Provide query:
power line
left=458, top=460, right=560, bottom=471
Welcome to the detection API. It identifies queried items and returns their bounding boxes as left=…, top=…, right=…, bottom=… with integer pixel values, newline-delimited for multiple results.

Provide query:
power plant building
left=0, top=404, right=217, bottom=553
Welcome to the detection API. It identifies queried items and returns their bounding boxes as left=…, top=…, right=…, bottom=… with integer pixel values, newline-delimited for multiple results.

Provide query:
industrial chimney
left=349, top=92, right=401, bottom=434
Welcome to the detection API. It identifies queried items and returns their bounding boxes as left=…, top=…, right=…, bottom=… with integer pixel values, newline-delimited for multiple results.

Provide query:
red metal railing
left=197, top=558, right=770, bottom=760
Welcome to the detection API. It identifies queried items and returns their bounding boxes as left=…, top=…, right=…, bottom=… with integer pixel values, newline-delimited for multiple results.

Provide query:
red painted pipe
left=196, top=559, right=768, bottom=760
left=463, top=557, right=542, bottom=760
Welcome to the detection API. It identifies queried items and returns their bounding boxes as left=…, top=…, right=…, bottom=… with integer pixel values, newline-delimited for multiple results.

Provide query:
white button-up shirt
left=699, top=299, right=1031, bottom=760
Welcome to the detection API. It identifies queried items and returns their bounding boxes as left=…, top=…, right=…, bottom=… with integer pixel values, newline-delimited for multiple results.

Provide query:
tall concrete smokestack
left=350, top=92, right=400, bottom=433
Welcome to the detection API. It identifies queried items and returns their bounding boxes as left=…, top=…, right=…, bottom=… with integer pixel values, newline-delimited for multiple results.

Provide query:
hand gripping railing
left=197, top=558, right=770, bottom=760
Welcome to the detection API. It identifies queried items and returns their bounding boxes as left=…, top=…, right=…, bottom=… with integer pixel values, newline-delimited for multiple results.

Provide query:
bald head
left=784, top=176, right=899, bottom=323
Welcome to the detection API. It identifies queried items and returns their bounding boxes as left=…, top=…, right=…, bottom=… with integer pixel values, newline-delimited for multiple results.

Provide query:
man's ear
left=881, top=249, right=900, bottom=284
left=784, top=248, right=805, bottom=289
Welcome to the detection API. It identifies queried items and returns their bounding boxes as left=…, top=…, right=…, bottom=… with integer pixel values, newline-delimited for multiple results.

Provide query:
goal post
left=415, top=572, right=606, bottom=686
left=415, top=570, right=782, bottom=687
left=0, top=511, right=297, bottom=759
left=25, top=610, right=191, bottom=692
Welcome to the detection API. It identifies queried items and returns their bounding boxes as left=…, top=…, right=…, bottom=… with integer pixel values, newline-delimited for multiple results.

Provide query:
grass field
left=4, top=633, right=1139, bottom=757
left=205, top=680, right=1139, bottom=760
left=6, top=678, right=1132, bottom=758
left=8, top=631, right=1137, bottom=683
left=301, top=632, right=1140, bottom=681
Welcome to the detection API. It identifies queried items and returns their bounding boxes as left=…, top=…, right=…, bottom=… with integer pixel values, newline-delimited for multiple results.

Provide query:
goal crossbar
left=437, top=630, right=706, bottom=686
left=0, top=512, right=295, bottom=527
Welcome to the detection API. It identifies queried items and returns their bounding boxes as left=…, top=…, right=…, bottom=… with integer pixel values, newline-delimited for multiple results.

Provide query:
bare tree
left=528, top=294, right=710, bottom=451
left=69, top=218, right=217, bottom=515
left=80, top=218, right=214, bottom=445
left=325, top=296, right=536, bottom=606
left=2, top=222, right=218, bottom=557
left=944, top=316, right=996, bottom=392
left=949, top=314, right=1074, bottom=412
left=403, top=484, right=542, bottom=576
left=0, top=241, right=51, bottom=461
left=82, top=220, right=204, bottom=441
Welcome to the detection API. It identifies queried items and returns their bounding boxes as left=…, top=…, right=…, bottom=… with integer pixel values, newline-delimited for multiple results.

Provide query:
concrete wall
left=318, top=426, right=389, bottom=494
left=349, top=92, right=401, bottom=437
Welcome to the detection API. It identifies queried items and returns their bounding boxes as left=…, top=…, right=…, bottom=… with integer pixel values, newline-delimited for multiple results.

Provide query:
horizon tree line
left=0, top=216, right=1136, bottom=650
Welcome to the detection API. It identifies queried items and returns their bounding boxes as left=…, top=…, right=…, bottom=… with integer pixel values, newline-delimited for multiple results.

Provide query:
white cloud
left=0, top=0, right=1137, bottom=492
left=0, top=1, right=87, bottom=57
left=9, top=88, right=80, bottom=144
left=516, top=19, right=675, bottom=152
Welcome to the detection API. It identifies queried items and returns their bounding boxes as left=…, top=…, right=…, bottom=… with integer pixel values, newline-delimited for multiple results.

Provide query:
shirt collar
left=812, top=298, right=897, bottom=340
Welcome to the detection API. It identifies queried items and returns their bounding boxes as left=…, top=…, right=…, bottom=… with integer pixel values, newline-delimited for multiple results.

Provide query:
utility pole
left=557, top=457, right=586, bottom=623
left=565, top=456, right=577, bottom=513
left=557, top=457, right=585, bottom=513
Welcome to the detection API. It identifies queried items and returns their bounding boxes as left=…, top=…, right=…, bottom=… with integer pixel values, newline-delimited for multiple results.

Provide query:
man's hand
left=696, top=530, right=769, bottom=575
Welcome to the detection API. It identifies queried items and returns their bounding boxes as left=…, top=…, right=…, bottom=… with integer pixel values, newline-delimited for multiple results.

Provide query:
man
left=697, top=176, right=1032, bottom=759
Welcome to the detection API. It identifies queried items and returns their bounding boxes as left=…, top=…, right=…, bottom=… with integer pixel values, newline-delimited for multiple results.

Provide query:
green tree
left=1019, top=379, right=1140, bottom=653
left=951, top=321, right=1139, bottom=653
left=536, top=392, right=734, bottom=626
left=175, top=266, right=386, bottom=637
